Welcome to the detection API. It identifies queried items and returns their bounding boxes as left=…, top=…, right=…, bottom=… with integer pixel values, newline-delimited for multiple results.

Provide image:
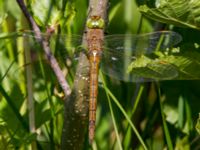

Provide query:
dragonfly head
left=86, top=16, right=105, bottom=29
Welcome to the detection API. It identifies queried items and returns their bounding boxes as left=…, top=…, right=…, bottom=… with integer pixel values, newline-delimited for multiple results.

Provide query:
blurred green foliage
left=0, top=0, right=200, bottom=149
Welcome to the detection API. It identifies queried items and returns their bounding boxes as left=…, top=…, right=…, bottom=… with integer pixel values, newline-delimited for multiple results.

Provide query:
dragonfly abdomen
left=88, top=55, right=100, bottom=143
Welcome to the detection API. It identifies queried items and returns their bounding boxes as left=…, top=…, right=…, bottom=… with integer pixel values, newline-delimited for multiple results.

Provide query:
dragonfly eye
left=86, top=16, right=105, bottom=29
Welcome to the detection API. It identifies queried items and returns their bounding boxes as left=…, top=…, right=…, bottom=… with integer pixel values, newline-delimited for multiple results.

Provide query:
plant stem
left=61, top=0, right=109, bottom=149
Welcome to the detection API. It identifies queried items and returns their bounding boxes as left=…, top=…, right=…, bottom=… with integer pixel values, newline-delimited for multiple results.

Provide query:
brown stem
left=61, top=0, right=109, bottom=149
left=16, top=0, right=71, bottom=97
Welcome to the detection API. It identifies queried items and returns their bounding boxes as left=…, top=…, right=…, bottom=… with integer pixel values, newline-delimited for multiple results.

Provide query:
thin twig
left=16, top=0, right=71, bottom=97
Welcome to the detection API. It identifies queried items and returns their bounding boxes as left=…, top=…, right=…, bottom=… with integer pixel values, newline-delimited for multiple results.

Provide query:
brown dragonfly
left=0, top=16, right=182, bottom=143
left=85, top=16, right=181, bottom=143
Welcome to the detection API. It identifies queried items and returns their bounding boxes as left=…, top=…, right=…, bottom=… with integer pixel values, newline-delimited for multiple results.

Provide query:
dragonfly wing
left=22, top=31, right=84, bottom=58
left=103, top=31, right=182, bottom=54
left=0, top=31, right=87, bottom=82
left=101, top=31, right=182, bottom=82
left=22, top=31, right=87, bottom=67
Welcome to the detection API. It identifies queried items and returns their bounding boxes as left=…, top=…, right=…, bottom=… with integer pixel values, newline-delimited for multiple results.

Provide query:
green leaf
left=139, top=0, right=200, bottom=30
left=175, top=136, right=190, bottom=150
left=178, top=96, right=184, bottom=129
left=35, top=100, right=52, bottom=128
left=162, top=52, right=200, bottom=80
left=127, top=47, right=200, bottom=81
left=127, top=55, right=178, bottom=80
left=127, top=55, right=152, bottom=71
left=6, top=0, right=21, bottom=20
left=164, top=104, right=178, bottom=124
left=31, top=0, right=62, bottom=26
left=196, top=113, right=200, bottom=134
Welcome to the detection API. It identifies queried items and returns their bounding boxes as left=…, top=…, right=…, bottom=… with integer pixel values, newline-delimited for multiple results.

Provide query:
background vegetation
left=0, top=0, right=200, bottom=149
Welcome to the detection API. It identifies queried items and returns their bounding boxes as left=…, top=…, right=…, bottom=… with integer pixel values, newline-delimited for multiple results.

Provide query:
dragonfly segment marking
left=86, top=16, right=105, bottom=143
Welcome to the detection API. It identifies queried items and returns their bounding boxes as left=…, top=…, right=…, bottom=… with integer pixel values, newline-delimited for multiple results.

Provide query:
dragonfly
left=82, top=15, right=181, bottom=143
left=0, top=16, right=182, bottom=143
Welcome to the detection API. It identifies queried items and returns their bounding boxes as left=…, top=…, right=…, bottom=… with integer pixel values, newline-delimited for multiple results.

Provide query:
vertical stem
left=61, top=0, right=109, bottom=149
left=24, top=37, right=37, bottom=150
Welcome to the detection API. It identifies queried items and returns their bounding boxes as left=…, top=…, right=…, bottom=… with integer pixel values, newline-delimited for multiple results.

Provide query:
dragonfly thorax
left=86, top=28, right=104, bottom=53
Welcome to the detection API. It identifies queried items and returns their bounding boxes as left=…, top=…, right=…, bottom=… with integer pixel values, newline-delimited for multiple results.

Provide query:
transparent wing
left=20, top=30, right=182, bottom=82
left=22, top=30, right=84, bottom=59
left=0, top=31, right=87, bottom=86
left=0, top=31, right=183, bottom=83
left=101, top=31, right=182, bottom=82
left=21, top=30, right=87, bottom=69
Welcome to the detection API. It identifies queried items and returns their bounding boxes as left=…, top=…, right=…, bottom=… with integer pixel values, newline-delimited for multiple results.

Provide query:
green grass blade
left=131, top=84, right=144, bottom=115
left=100, top=71, right=148, bottom=150
left=157, top=82, right=173, bottom=149
left=0, top=85, right=29, bottom=131
left=0, top=61, right=15, bottom=83
left=100, top=71, right=123, bottom=150
left=124, top=84, right=144, bottom=149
